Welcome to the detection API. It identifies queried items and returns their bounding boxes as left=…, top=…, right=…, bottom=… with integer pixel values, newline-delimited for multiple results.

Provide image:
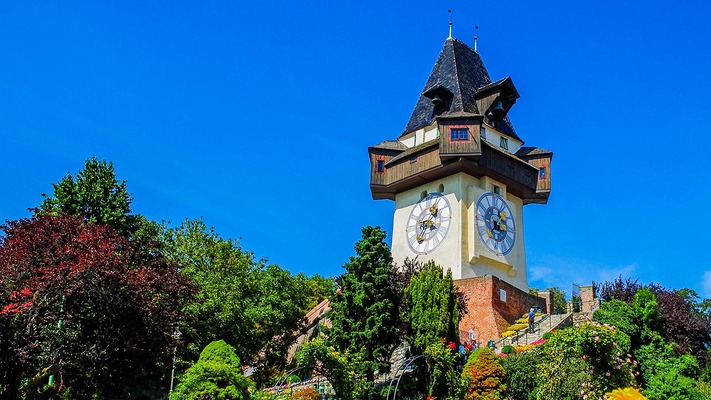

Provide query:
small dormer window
left=450, top=128, right=469, bottom=141
left=500, top=137, right=509, bottom=150
left=539, top=166, right=547, bottom=179
left=480, top=127, right=487, bottom=140
left=376, top=159, right=385, bottom=173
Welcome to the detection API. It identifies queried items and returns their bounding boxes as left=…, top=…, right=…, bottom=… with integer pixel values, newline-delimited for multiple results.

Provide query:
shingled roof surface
left=515, top=146, right=553, bottom=157
left=402, top=38, right=519, bottom=141
left=370, top=140, right=407, bottom=151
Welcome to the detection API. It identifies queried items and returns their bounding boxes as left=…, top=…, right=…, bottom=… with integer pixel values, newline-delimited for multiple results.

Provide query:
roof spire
left=448, top=8, right=453, bottom=39
left=474, top=25, right=479, bottom=52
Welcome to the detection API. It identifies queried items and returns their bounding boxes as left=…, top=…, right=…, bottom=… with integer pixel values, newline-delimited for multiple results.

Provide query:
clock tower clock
left=368, top=36, right=553, bottom=343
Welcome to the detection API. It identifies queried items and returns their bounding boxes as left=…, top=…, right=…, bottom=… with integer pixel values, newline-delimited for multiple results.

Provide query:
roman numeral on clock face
left=405, top=193, right=452, bottom=255
left=475, top=191, right=516, bottom=256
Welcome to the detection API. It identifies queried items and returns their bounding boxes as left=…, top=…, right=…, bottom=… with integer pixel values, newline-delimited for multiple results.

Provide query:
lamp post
left=169, top=327, right=182, bottom=396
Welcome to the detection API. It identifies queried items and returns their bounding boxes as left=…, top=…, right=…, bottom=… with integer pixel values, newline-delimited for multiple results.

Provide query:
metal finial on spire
left=474, top=25, right=479, bottom=52
left=448, top=8, right=453, bottom=39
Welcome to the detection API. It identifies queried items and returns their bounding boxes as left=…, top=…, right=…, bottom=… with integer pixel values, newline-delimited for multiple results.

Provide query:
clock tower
left=368, top=36, right=552, bottom=343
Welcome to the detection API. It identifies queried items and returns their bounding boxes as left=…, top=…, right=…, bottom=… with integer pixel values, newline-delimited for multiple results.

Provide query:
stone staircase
left=495, top=313, right=572, bottom=352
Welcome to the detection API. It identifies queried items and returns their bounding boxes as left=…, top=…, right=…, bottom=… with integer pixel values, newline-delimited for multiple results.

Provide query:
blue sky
left=1, top=1, right=710, bottom=299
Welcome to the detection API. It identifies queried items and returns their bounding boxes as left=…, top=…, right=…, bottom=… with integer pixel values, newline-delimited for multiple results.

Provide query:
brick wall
left=456, top=275, right=545, bottom=346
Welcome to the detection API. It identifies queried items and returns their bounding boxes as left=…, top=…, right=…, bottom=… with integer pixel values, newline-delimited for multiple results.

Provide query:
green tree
left=39, top=157, right=137, bottom=236
left=162, top=219, right=330, bottom=384
left=328, top=226, right=400, bottom=398
left=295, top=338, right=364, bottom=400
left=404, top=261, right=460, bottom=354
left=501, top=350, right=540, bottom=400
left=171, top=340, right=253, bottom=400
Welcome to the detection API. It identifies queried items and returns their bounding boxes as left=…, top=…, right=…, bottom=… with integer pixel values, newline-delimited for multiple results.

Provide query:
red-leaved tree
left=0, top=213, right=193, bottom=399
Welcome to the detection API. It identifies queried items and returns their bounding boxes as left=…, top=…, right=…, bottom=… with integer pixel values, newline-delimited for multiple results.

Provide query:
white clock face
left=475, top=192, right=516, bottom=256
left=406, top=193, right=452, bottom=255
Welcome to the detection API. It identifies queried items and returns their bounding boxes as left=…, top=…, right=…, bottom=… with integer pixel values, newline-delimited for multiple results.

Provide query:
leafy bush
left=461, top=347, right=506, bottom=400
left=425, top=340, right=464, bottom=399
left=500, top=331, right=516, bottom=339
left=501, top=350, right=539, bottom=400
left=534, top=323, right=635, bottom=400
left=635, top=335, right=703, bottom=400
left=593, top=299, right=638, bottom=347
left=501, top=345, right=515, bottom=355
left=171, top=340, right=253, bottom=400
left=541, top=332, right=553, bottom=340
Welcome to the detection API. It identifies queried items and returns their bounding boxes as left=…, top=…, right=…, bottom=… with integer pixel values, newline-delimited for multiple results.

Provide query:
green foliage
left=501, top=350, right=540, bottom=400
left=547, top=287, right=568, bottom=314
left=424, top=340, right=464, bottom=400
left=636, top=335, right=702, bottom=400
left=571, top=296, right=581, bottom=313
left=39, top=157, right=136, bottom=236
left=535, top=323, right=635, bottom=400
left=632, top=288, right=663, bottom=337
left=171, top=340, right=253, bottom=400
left=162, top=219, right=329, bottom=383
left=593, top=299, right=637, bottom=349
left=595, top=285, right=709, bottom=399
left=295, top=338, right=364, bottom=400
left=461, top=347, right=506, bottom=400
left=528, top=286, right=566, bottom=314
left=328, top=226, right=400, bottom=391
left=404, top=261, right=460, bottom=354
left=501, top=345, right=515, bottom=355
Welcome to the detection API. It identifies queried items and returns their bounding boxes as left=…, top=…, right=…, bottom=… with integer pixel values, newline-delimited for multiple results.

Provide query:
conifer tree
left=328, top=226, right=399, bottom=397
left=404, top=261, right=460, bottom=354
left=39, top=156, right=136, bottom=236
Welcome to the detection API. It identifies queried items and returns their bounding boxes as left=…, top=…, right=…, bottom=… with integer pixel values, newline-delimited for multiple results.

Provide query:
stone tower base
left=455, top=275, right=545, bottom=346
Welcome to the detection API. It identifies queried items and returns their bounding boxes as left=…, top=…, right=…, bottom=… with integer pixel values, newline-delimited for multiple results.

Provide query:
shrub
left=636, top=335, right=704, bottom=400
left=461, top=347, right=506, bottom=400
left=171, top=340, right=253, bottom=400
left=501, top=350, right=539, bottom=400
left=541, top=332, right=553, bottom=340
left=500, top=331, right=516, bottom=338
left=501, top=345, right=515, bottom=355
left=424, top=340, right=464, bottom=400
left=534, top=323, right=635, bottom=400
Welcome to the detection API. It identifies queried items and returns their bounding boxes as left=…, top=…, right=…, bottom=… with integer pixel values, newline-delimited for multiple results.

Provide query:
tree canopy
left=327, top=226, right=400, bottom=397
left=39, top=157, right=137, bottom=236
left=0, top=213, right=193, bottom=399
left=404, top=261, right=460, bottom=354
left=162, top=218, right=331, bottom=384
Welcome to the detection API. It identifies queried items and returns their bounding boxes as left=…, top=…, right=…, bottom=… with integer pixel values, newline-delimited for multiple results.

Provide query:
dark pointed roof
left=402, top=38, right=520, bottom=141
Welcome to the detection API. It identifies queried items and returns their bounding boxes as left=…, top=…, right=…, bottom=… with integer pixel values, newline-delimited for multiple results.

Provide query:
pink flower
left=589, top=369, right=594, bottom=374
left=605, top=371, right=610, bottom=377
left=594, top=336, right=599, bottom=342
